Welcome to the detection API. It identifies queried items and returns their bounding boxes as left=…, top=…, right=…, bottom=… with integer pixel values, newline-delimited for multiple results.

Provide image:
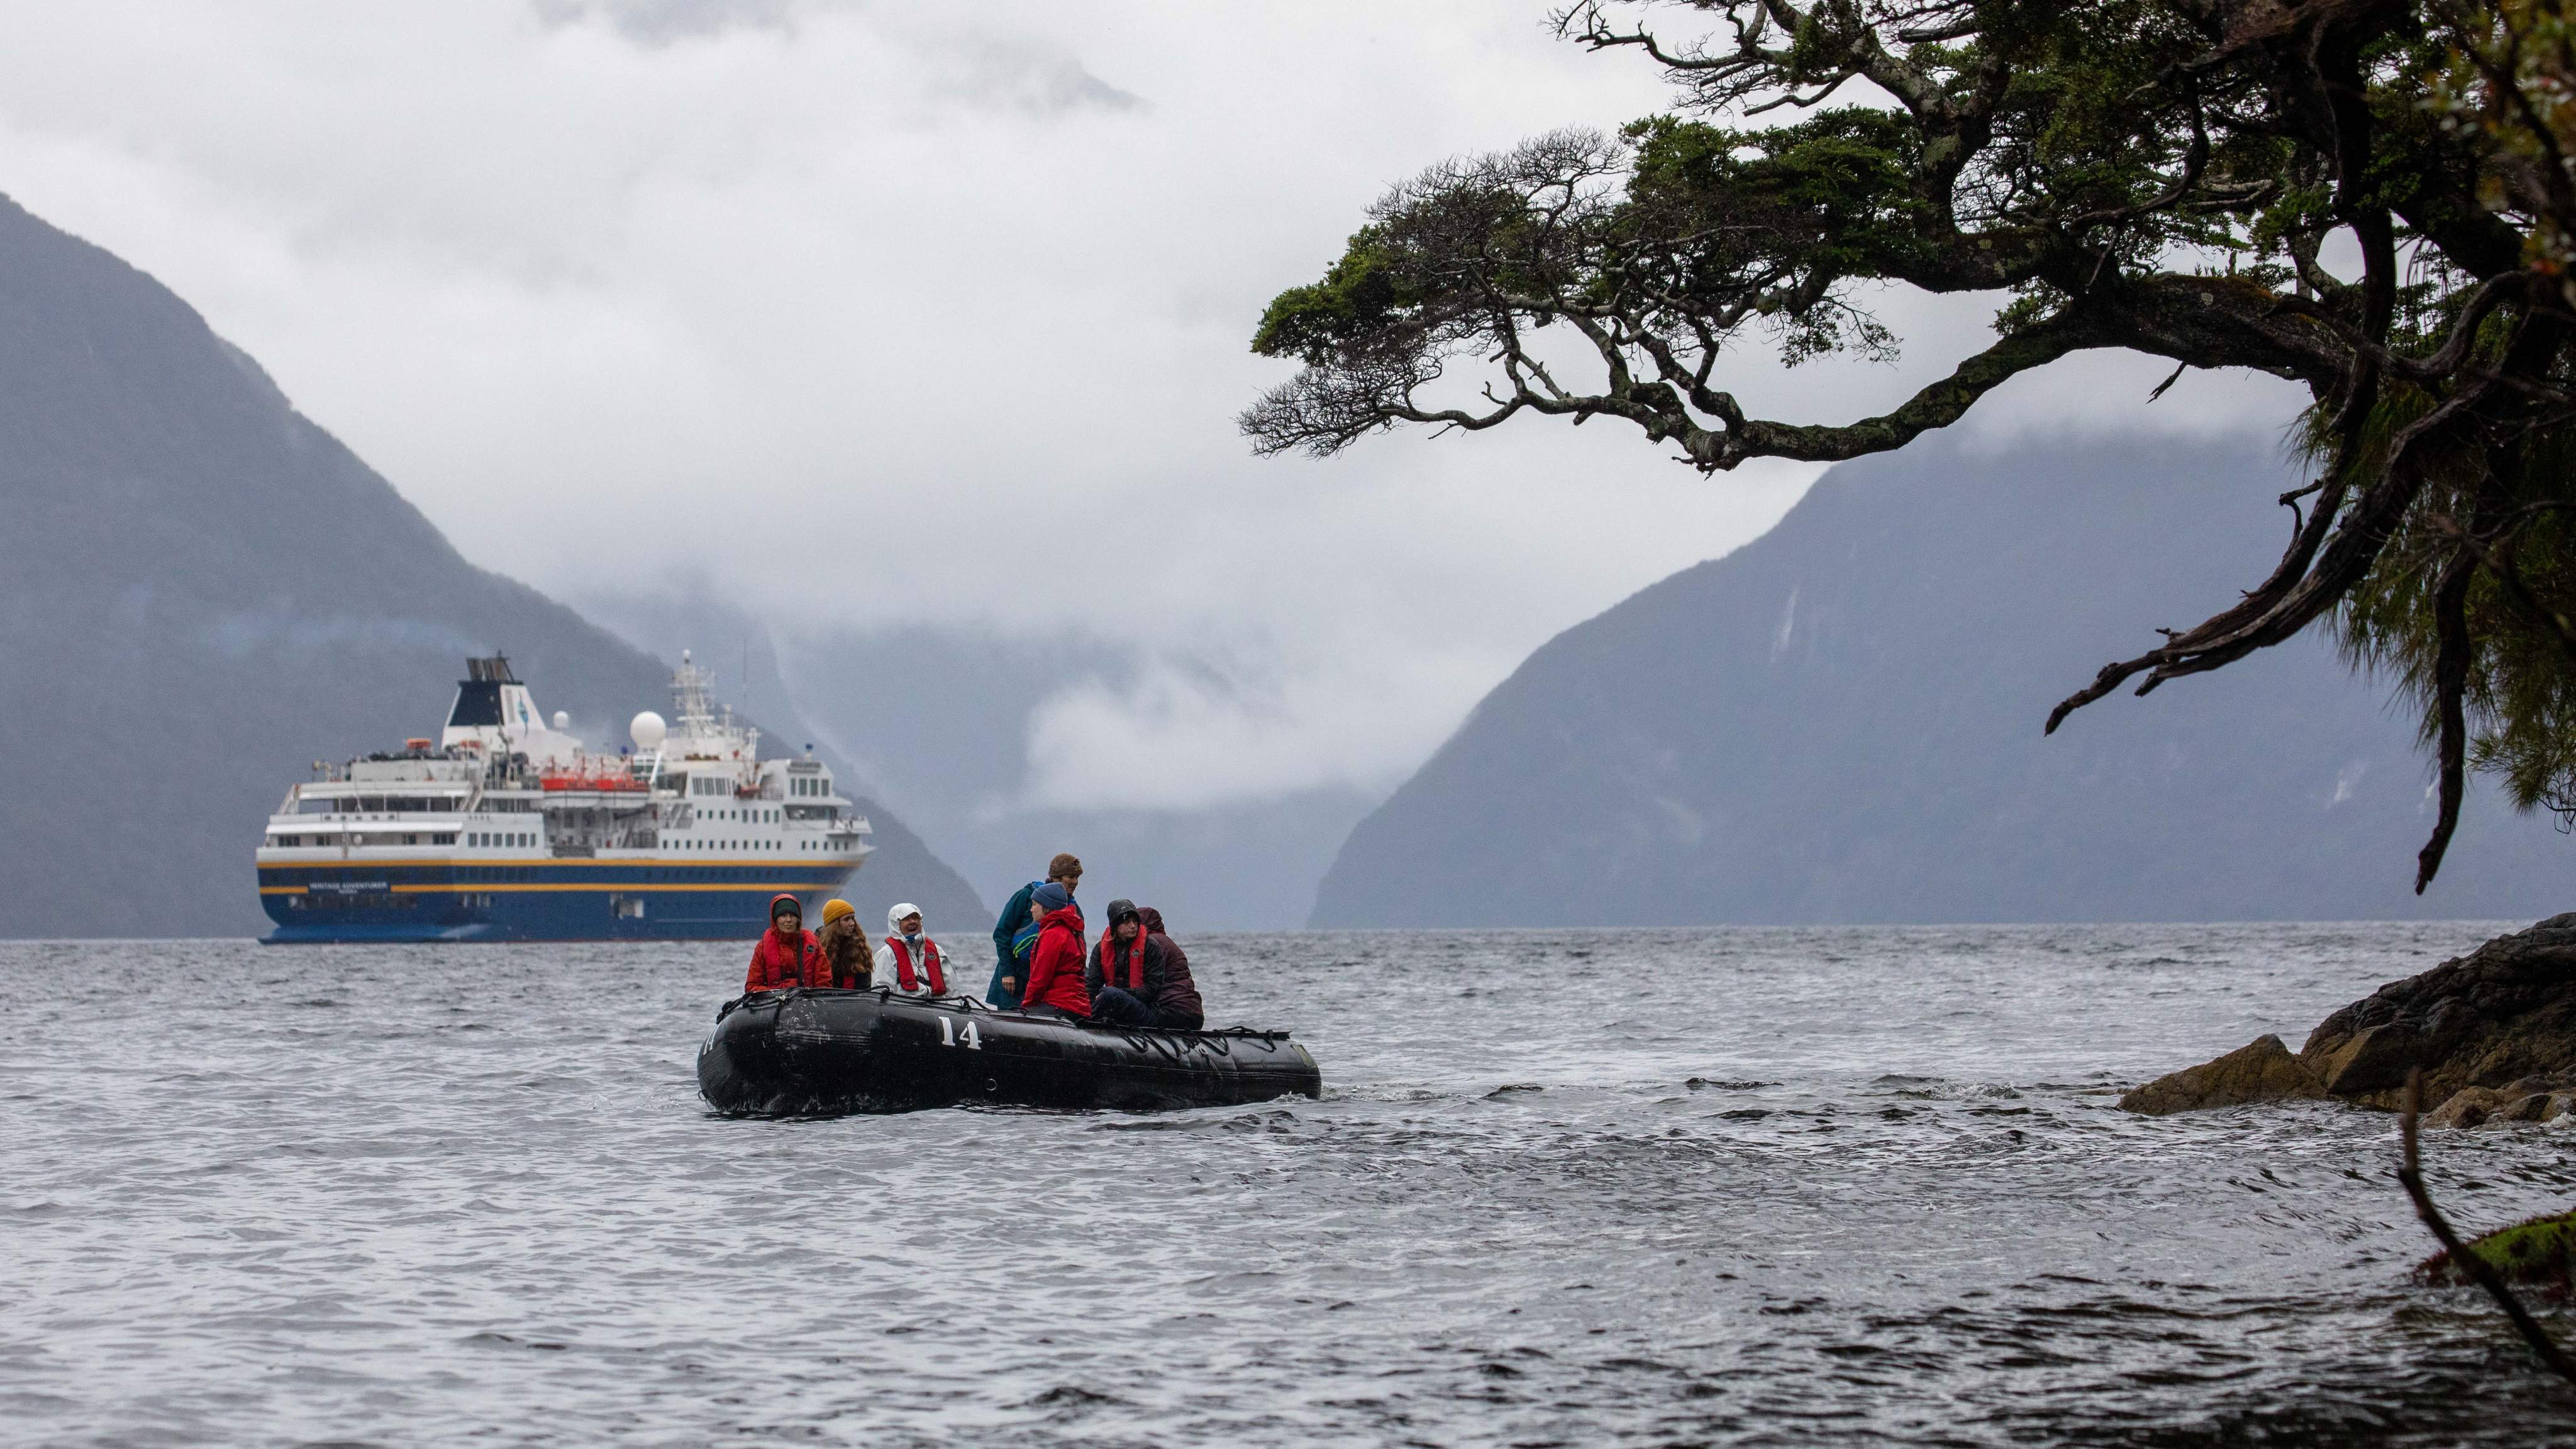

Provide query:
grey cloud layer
left=0, top=2, right=2301, bottom=814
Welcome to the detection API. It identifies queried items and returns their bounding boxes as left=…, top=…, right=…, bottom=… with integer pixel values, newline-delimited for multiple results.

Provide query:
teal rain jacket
left=986, top=880, right=1039, bottom=1008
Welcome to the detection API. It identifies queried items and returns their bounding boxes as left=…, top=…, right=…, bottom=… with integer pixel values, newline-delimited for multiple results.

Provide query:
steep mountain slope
left=0, top=194, right=977, bottom=937
left=1313, top=430, right=2576, bottom=926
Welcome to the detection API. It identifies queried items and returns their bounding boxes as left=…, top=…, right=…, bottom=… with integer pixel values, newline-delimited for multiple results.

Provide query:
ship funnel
left=630, top=711, right=667, bottom=751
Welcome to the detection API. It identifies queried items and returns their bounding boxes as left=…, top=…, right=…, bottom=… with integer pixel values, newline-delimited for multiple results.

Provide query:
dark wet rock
left=2296, top=914, right=2576, bottom=1111
left=2126, top=914, right=2576, bottom=1116
left=2119, top=1035, right=2325, bottom=1115
left=2423, top=1080, right=2572, bottom=1129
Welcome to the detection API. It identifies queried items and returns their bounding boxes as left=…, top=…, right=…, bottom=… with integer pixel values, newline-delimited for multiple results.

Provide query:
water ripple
left=0, top=923, right=2569, bottom=1444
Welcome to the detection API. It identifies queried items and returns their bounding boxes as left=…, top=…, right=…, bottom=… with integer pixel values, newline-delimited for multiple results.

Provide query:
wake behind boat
left=697, top=987, right=1323, bottom=1115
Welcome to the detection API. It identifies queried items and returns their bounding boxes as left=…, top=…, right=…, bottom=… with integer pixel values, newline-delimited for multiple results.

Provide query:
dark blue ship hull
left=257, top=857, right=858, bottom=943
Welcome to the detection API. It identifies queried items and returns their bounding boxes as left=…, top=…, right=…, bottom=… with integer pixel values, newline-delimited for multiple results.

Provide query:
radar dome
left=630, top=711, right=667, bottom=751
left=552, top=711, right=570, bottom=731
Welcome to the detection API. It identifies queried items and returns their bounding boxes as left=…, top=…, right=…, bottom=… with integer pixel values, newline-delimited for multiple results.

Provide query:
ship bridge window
left=299, top=797, right=340, bottom=814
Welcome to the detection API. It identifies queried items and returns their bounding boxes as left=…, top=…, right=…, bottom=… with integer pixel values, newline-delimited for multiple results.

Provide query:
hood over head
left=886, top=902, right=923, bottom=935
left=768, top=892, right=803, bottom=928
left=1104, top=898, right=1141, bottom=928
left=1138, top=906, right=1167, bottom=935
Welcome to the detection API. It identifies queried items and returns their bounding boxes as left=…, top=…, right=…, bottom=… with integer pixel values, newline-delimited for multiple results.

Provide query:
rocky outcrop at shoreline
left=2123, top=914, right=2576, bottom=1123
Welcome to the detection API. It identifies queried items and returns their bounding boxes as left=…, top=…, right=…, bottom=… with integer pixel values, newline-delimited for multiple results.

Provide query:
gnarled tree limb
left=2397, top=1070, right=2576, bottom=1385
left=1248, top=0, right=2576, bottom=887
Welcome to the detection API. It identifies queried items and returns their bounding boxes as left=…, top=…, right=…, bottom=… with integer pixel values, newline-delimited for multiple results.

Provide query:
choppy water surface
left=6, top=923, right=2575, bottom=1446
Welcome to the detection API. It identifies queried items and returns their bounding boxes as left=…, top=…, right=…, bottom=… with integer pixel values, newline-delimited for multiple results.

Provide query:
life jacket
left=882, top=935, right=948, bottom=994
left=1095, top=933, right=1151, bottom=992
left=745, top=927, right=829, bottom=992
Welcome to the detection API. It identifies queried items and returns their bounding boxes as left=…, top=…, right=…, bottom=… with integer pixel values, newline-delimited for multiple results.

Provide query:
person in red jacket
left=743, top=894, right=831, bottom=993
left=1014, top=880, right=1090, bottom=1019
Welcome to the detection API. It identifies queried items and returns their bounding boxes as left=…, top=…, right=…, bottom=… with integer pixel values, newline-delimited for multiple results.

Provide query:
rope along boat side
left=697, top=988, right=1323, bottom=1115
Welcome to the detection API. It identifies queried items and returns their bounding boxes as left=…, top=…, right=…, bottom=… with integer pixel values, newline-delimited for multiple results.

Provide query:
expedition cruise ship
left=257, top=655, right=870, bottom=943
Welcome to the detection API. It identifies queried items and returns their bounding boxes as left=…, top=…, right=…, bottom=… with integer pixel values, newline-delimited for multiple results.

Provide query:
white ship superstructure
left=256, top=653, right=871, bottom=942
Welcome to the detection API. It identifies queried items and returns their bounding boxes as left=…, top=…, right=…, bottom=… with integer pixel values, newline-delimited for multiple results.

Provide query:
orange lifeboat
left=540, top=763, right=645, bottom=793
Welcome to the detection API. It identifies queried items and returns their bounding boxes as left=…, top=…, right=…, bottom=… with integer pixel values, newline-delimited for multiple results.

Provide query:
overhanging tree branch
left=1246, top=0, right=2576, bottom=887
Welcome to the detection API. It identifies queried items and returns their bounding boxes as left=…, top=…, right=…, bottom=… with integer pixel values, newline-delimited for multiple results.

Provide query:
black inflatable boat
left=697, top=988, right=1323, bottom=1116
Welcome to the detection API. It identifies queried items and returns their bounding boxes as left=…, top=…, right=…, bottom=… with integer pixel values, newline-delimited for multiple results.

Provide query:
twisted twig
left=2397, top=1069, right=2576, bottom=1384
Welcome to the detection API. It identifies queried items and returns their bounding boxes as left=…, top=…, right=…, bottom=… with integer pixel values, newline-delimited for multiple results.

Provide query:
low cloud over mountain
left=0, top=194, right=977, bottom=938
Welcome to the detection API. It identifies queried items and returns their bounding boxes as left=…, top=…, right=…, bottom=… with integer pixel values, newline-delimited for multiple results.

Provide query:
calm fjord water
left=4, top=924, right=2574, bottom=1446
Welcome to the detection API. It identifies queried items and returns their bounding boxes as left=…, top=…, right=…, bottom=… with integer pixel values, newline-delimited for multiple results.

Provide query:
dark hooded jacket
left=1087, top=925, right=1171, bottom=1001
left=1138, top=907, right=1204, bottom=1027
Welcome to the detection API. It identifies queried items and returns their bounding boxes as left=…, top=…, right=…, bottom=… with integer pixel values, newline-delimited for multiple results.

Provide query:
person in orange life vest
left=818, top=897, right=872, bottom=989
left=743, top=894, right=831, bottom=993
left=872, top=902, right=952, bottom=997
left=1014, top=881, right=1090, bottom=1019
left=1085, top=899, right=1181, bottom=1029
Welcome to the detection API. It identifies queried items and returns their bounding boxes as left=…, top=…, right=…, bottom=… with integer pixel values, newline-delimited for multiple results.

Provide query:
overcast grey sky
left=0, top=1, right=2307, bottom=811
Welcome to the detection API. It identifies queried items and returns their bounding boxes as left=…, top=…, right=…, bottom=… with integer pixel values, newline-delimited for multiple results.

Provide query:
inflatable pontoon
left=697, top=988, right=1323, bottom=1116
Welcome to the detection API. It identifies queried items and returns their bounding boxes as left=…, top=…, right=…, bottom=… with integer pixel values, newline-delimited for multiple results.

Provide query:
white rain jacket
left=872, top=902, right=952, bottom=996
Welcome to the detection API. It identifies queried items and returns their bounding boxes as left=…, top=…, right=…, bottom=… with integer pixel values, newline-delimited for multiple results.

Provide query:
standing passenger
left=1014, top=881, right=1090, bottom=1019
left=743, top=894, right=831, bottom=993
left=818, top=897, right=872, bottom=988
left=874, top=902, right=952, bottom=997
left=986, top=852, right=1082, bottom=1008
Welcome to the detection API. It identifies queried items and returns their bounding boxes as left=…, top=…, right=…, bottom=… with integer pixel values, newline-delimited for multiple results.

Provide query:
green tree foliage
left=1243, top=0, right=2576, bottom=891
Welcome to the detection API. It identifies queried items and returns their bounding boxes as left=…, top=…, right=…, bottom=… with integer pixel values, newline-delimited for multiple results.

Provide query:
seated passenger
left=1139, top=906, right=1205, bottom=1031
left=818, top=897, right=872, bottom=989
left=1085, top=899, right=1166, bottom=1027
left=1087, top=901, right=1205, bottom=1031
left=743, top=894, right=831, bottom=993
left=872, top=902, right=952, bottom=997
left=1014, top=881, right=1091, bottom=1020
